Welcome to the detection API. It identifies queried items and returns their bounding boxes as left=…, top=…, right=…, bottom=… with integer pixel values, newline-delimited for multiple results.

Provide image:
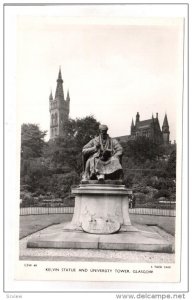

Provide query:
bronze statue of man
left=82, top=124, right=123, bottom=182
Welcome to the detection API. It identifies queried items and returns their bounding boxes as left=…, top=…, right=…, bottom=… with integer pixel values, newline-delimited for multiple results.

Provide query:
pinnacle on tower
left=162, top=113, right=169, bottom=129
left=136, top=112, right=140, bottom=124
left=162, top=113, right=170, bottom=144
left=55, top=67, right=64, bottom=100
left=58, top=67, right=63, bottom=81
left=49, top=90, right=53, bottom=101
left=66, top=89, right=70, bottom=101
left=131, top=118, right=135, bottom=135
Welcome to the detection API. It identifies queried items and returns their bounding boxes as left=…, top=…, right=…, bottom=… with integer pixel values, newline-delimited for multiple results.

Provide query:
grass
left=130, top=214, right=175, bottom=235
left=19, top=213, right=175, bottom=239
left=19, top=214, right=72, bottom=239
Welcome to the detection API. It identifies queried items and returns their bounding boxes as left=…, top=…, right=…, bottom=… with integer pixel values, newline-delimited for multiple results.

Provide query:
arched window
left=51, top=114, right=54, bottom=126
left=55, top=113, right=58, bottom=125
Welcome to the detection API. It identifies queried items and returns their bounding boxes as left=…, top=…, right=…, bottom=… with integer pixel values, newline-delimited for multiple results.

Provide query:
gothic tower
left=49, top=68, right=70, bottom=139
left=162, top=113, right=170, bottom=144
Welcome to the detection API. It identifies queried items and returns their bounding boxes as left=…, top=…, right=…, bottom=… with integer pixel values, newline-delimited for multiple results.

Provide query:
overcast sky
left=17, top=14, right=183, bottom=142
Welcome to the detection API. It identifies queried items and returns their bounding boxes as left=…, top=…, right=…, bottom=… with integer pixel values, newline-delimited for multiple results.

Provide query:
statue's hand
left=95, top=143, right=101, bottom=150
left=104, top=149, right=111, bottom=156
left=100, top=155, right=105, bottom=161
left=101, top=150, right=111, bottom=161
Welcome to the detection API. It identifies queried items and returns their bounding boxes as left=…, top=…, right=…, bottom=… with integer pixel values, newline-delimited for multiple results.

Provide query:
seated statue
left=82, top=124, right=123, bottom=182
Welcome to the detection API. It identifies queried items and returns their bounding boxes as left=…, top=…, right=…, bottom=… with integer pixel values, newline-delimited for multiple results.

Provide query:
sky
left=16, top=13, right=184, bottom=142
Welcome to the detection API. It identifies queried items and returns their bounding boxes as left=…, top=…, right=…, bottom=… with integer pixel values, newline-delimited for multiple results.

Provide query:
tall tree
left=20, top=124, right=47, bottom=189
left=21, top=124, right=47, bottom=159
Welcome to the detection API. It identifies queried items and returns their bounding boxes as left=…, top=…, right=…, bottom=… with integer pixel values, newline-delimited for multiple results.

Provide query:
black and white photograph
left=3, top=2, right=189, bottom=295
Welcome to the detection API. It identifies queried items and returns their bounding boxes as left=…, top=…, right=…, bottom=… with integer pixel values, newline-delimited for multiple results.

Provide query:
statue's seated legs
left=82, top=158, right=123, bottom=182
left=105, top=169, right=123, bottom=180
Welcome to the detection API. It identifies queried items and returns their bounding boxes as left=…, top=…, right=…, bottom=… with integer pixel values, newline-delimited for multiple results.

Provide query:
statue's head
left=99, top=124, right=108, bottom=139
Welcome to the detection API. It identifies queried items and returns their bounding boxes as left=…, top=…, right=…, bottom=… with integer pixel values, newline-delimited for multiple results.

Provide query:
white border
left=3, top=2, right=189, bottom=297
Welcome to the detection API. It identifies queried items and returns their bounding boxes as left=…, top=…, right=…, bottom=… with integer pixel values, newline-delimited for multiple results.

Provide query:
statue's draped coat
left=82, top=135, right=123, bottom=179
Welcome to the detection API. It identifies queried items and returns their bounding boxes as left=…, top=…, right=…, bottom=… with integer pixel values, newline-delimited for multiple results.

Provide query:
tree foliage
left=122, top=136, right=163, bottom=164
left=20, top=124, right=47, bottom=192
left=20, top=116, right=100, bottom=203
left=166, top=148, right=176, bottom=178
left=46, top=116, right=100, bottom=175
left=21, top=124, right=47, bottom=159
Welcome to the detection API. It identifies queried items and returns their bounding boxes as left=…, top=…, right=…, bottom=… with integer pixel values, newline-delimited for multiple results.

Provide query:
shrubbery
left=20, top=117, right=100, bottom=205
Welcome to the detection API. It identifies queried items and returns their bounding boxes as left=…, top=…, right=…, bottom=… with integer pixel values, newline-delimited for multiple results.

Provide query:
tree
left=123, top=136, right=162, bottom=164
left=21, top=124, right=47, bottom=159
left=166, top=148, right=176, bottom=178
left=33, top=115, right=101, bottom=200
left=63, top=116, right=100, bottom=148
left=20, top=124, right=47, bottom=192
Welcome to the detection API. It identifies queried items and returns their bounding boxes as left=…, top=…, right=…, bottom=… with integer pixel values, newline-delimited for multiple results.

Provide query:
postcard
left=3, top=2, right=189, bottom=295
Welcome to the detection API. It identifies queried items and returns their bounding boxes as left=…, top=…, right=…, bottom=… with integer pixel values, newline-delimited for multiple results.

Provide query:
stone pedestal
left=67, top=184, right=132, bottom=233
left=27, top=182, right=173, bottom=253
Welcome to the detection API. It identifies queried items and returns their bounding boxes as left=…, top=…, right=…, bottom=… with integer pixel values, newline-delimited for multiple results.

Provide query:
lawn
left=130, top=214, right=175, bottom=235
left=19, top=213, right=175, bottom=239
left=19, top=214, right=72, bottom=239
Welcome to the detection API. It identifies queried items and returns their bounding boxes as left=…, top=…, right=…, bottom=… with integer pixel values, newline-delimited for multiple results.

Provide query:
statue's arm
left=82, top=139, right=97, bottom=156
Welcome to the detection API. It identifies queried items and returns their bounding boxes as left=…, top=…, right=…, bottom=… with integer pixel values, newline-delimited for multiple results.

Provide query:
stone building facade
left=117, top=112, right=170, bottom=144
left=49, top=68, right=70, bottom=139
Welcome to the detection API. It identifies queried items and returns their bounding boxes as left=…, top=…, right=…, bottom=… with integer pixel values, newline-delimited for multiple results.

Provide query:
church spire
left=49, top=90, right=53, bottom=101
left=58, top=66, right=62, bottom=80
left=162, top=113, right=170, bottom=144
left=131, top=118, right=135, bottom=135
left=55, top=67, right=64, bottom=100
left=66, top=89, right=70, bottom=101
left=162, top=113, right=169, bottom=130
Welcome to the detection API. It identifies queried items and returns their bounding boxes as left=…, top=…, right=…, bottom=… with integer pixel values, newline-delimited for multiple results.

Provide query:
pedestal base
left=27, top=223, right=173, bottom=253
left=27, top=183, right=173, bottom=253
left=70, top=183, right=132, bottom=233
